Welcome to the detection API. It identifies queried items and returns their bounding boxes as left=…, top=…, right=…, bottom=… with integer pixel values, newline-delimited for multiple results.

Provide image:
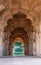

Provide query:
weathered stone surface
left=0, top=0, right=41, bottom=56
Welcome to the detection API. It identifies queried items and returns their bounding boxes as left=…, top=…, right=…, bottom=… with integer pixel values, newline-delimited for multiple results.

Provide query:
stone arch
left=3, top=12, right=33, bottom=56
left=9, top=27, right=29, bottom=56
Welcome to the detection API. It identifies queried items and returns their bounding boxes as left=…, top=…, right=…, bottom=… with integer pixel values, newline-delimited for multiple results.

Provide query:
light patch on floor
left=0, top=57, right=41, bottom=65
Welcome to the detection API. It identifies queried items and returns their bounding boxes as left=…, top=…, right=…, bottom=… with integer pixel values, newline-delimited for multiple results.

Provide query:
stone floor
left=0, top=56, right=41, bottom=65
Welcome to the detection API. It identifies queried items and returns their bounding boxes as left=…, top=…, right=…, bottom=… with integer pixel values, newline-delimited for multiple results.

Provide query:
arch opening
left=3, top=12, right=33, bottom=56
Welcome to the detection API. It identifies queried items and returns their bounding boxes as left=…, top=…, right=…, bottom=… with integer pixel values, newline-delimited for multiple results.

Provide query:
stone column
left=0, top=29, right=4, bottom=56
left=0, top=17, right=7, bottom=56
left=39, top=23, right=41, bottom=55
left=33, top=32, right=37, bottom=55
left=36, top=33, right=40, bottom=56
left=36, top=21, right=41, bottom=56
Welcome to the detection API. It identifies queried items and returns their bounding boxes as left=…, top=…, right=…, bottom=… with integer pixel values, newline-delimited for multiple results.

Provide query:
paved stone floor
left=0, top=56, right=41, bottom=65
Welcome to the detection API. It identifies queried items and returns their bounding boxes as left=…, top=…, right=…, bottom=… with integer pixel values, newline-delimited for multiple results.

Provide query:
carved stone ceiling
left=0, top=0, right=41, bottom=32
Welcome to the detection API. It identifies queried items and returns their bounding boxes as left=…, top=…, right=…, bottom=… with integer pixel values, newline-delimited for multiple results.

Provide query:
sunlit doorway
left=12, top=41, right=24, bottom=56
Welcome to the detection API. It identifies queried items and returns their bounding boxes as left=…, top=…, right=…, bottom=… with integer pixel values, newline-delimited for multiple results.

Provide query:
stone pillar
left=4, top=31, right=9, bottom=56
left=36, top=22, right=41, bottom=56
left=39, top=33, right=41, bottom=55
left=33, top=32, right=37, bottom=55
left=36, top=33, right=40, bottom=56
left=0, top=30, right=4, bottom=56
left=28, top=32, right=33, bottom=56
left=39, top=24, right=41, bottom=55
left=0, top=18, right=7, bottom=56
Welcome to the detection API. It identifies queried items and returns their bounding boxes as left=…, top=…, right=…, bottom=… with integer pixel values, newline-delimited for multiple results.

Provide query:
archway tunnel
left=3, top=12, right=33, bottom=56
left=9, top=27, right=29, bottom=56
